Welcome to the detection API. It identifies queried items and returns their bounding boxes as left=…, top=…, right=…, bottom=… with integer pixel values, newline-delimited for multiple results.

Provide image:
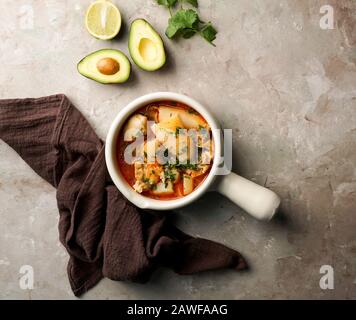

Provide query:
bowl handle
left=216, top=172, right=281, bottom=221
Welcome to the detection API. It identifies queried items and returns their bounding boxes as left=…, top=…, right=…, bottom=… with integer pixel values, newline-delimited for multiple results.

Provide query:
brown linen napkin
left=0, top=94, right=247, bottom=296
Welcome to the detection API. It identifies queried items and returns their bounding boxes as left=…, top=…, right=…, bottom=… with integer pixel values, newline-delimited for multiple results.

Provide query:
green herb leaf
left=165, top=9, right=199, bottom=39
left=164, top=148, right=169, bottom=158
left=181, top=28, right=196, bottom=39
left=157, top=0, right=177, bottom=8
left=169, top=162, right=198, bottom=171
left=164, top=167, right=176, bottom=181
left=184, top=0, right=198, bottom=8
left=160, top=0, right=218, bottom=46
left=201, top=23, right=217, bottom=45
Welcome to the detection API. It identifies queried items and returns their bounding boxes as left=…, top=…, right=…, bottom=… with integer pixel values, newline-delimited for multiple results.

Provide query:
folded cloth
left=0, top=94, right=247, bottom=296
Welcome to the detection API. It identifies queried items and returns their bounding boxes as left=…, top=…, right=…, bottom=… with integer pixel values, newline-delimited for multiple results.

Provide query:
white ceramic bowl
left=105, top=92, right=280, bottom=220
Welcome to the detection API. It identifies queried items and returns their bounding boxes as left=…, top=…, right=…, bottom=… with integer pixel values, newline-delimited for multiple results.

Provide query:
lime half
left=85, top=0, right=121, bottom=40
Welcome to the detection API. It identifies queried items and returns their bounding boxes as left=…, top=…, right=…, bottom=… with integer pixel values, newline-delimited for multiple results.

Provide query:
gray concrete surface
left=0, top=0, right=355, bottom=299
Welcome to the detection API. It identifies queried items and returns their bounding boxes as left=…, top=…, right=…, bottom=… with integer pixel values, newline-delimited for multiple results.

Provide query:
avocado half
left=77, top=49, right=131, bottom=84
left=128, top=19, right=166, bottom=71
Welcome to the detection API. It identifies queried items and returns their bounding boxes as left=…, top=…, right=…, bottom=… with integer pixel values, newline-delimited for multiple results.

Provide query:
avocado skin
left=129, top=19, right=166, bottom=72
left=77, top=49, right=131, bottom=84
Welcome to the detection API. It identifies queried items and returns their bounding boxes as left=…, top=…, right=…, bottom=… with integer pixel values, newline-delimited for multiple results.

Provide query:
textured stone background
left=0, top=0, right=355, bottom=299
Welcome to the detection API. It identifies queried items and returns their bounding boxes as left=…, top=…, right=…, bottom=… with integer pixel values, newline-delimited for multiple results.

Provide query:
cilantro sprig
left=156, top=0, right=217, bottom=46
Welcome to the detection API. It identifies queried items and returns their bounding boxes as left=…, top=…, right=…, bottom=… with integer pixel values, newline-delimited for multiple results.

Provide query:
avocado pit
left=97, top=57, right=120, bottom=75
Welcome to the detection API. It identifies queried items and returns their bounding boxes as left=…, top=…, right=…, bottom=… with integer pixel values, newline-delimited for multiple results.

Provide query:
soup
left=117, top=101, right=213, bottom=200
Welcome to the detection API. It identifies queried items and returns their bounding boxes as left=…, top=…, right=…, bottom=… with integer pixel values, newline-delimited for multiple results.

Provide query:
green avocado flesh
left=77, top=49, right=131, bottom=84
left=129, top=19, right=166, bottom=71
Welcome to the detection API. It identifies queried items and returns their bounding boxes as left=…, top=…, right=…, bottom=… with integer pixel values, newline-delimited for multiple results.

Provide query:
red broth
left=117, top=101, right=212, bottom=200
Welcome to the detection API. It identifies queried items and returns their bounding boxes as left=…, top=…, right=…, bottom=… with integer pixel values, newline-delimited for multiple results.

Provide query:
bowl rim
left=105, top=92, right=222, bottom=210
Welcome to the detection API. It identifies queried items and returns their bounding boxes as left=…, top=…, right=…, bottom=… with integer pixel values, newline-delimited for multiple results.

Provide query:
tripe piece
left=124, top=114, right=147, bottom=141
